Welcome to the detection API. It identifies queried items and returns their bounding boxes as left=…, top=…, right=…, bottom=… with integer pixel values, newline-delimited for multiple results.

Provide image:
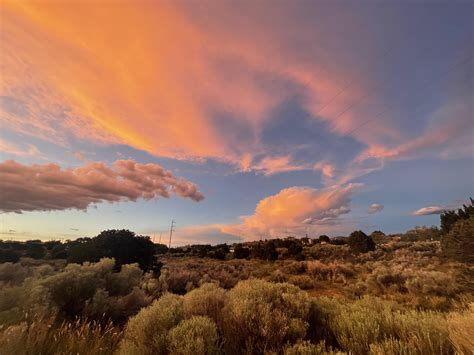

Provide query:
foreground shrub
left=325, top=297, right=452, bottom=354
left=222, top=279, right=311, bottom=354
left=447, top=303, right=474, bottom=354
left=0, top=318, right=121, bottom=355
left=168, top=316, right=219, bottom=355
left=183, top=283, right=226, bottom=325
left=119, top=293, right=183, bottom=355
left=369, top=338, right=415, bottom=355
left=284, top=340, right=341, bottom=354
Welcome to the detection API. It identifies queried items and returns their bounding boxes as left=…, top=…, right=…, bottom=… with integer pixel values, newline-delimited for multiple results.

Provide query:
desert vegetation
left=0, top=203, right=472, bottom=354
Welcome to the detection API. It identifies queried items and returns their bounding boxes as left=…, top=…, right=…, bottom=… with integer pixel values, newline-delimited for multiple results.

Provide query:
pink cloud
left=252, top=156, right=310, bottom=176
left=0, top=138, right=41, bottom=158
left=0, top=159, right=204, bottom=213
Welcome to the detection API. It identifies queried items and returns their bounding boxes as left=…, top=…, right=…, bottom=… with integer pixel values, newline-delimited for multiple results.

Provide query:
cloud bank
left=0, top=159, right=204, bottom=213
left=222, top=184, right=362, bottom=240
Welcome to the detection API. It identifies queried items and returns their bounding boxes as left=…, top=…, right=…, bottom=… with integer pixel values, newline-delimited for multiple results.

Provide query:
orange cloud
left=0, top=1, right=384, bottom=171
left=0, top=159, right=203, bottom=213
left=253, top=156, right=310, bottom=176
left=221, top=184, right=361, bottom=240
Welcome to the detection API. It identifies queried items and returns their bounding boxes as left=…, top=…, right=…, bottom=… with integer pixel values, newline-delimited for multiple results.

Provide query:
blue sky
left=0, top=0, right=472, bottom=244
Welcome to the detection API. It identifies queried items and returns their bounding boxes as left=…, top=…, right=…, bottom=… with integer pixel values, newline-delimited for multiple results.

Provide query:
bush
left=323, top=297, right=452, bottom=354
left=222, top=279, right=311, bottom=354
left=168, top=316, right=220, bottom=355
left=347, top=231, right=375, bottom=253
left=119, top=293, right=184, bottom=355
left=447, top=303, right=474, bottom=354
left=284, top=340, right=338, bottom=354
left=0, top=318, right=121, bottom=355
left=183, top=283, right=226, bottom=325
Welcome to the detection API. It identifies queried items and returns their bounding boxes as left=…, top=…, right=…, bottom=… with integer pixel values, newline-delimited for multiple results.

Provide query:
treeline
left=0, top=230, right=163, bottom=272
left=1, top=198, right=472, bottom=266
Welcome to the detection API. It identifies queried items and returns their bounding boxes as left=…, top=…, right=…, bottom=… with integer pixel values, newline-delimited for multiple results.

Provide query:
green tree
left=440, top=198, right=474, bottom=234
left=441, top=216, right=474, bottom=264
left=233, top=245, right=250, bottom=259
left=67, top=230, right=159, bottom=272
left=347, top=230, right=375, bottom=253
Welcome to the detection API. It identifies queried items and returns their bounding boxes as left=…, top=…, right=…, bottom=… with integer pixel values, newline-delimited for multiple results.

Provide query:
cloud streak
left=0, top=159, right=204, bottom=213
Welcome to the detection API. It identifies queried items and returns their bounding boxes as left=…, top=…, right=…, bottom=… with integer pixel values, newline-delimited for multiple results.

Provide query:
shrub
left=347, top=231, right=375, bottom=253
left=447, top=303, right=474, bottom=354
left=369, top=338, right=415, bottom=355
left=158, top=268, right=201, bottom=294
left=168, top=316, right=220, bottom=355
left=0, top=318, right=121, bottom=355
left=119, top=293, right=184, bottom=355
left=324, top=297, right=453, bottom=354
left=34, top=258, right=150, bottom=322
left=289, top=275, right=316, bottom=290
left=183, top=283, right=226, bottom=325
left=222, top=279, right=311, bottom=354
left=284, top=340, right=340, bottom=354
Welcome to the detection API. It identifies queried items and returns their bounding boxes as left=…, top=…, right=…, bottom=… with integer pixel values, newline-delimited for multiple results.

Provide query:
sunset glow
left=0, top=0, right=472, bottom=244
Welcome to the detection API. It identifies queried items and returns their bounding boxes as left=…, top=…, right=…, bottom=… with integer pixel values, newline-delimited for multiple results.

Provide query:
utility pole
left=168, top=220, right=175, bottom=249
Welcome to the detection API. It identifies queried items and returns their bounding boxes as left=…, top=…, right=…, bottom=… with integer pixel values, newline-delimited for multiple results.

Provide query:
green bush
left=168, top=316, right=220, bottom=355
left=222, top=279, right=311, bottom=354
left=119, top=293, right=183, bottom=355
left=183, top=283, right=226, bottom=325
left=323, top=296, right=453, bottom=354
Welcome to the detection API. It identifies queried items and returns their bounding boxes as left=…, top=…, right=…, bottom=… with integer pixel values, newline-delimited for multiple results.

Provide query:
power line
left=315, top=40, right=399, bottom=116
left=315, top=30, right=471, bottom=124
left=346, top=50, right=472, bottom=136
left=168, top=220, right=175, bottom=249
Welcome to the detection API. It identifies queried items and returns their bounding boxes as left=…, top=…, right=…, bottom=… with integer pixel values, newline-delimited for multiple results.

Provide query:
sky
left=0, top=0, right=473, bottom=245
